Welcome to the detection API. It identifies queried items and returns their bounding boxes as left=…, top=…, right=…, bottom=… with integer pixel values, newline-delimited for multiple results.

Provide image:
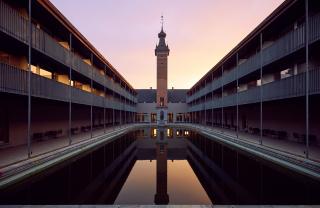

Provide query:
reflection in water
left=167, top=160, right=211, bottom=204
left=114, top=160, right=156, bottom=204
left=1, top=127, right=320, bottom=205
left=154, top=127, right=169, bottom=204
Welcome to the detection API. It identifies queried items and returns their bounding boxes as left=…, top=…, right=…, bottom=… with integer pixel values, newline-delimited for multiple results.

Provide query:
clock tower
left=155, top=16, right=169, bottom=125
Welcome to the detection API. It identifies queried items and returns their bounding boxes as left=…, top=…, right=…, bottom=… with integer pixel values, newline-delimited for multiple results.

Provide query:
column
left=112, top=75, right=115, bottom=127
left=90, top=53, right=93, bottom=138
left=236, top=53, right=239, bottom=140
left=305, top=0, right=310, bottom=158
left=259, top=33, right=263, bottom=145
left=68, top=33, right=72, bottom=144
left=104, top=65, right=106, bottom=133
left=212, top=72, right=214, bottom=128
left=204, top=80, right=207, bottom=126
left=221, top=65, right=224, bottom=131
left=27, top=0, right=32, bottom=158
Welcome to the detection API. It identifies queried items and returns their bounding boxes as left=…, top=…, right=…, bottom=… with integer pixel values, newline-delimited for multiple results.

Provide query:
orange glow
left=51, top=0, right=284, bottom=89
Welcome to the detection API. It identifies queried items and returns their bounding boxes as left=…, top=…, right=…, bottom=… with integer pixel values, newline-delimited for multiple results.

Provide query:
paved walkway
left=0, top=124, right=134, bottom=169
left=181, top=123, right=320, bottom=162
left=1, top=122, right=319, bottom=178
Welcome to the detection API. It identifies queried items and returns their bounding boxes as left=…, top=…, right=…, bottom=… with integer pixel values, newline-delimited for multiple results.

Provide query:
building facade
left=186, top=0, right=320, bottom=160
left=135, top=24, right=189, bottom=125
left=0, top=0, right=137, bottom=156
left=136, top=89, right=188, bottom=124
left=1, top=0, right=320, bottom=166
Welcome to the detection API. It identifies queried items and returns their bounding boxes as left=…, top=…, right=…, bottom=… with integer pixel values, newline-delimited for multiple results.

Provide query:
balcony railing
left=262, top=24, right=305, bottom=66
left=222, top=93, right=237, bottom=107
left=238, top=87, right=260, bottom=105
left=0, top=0, right=28, bottom=43
left=188, top=13, right=320, bottom=103
left=188, top=68, right=320, bottom=112
left=0, top=0, right=136, bottom=104
left=0, top=63, right=136, bottom=112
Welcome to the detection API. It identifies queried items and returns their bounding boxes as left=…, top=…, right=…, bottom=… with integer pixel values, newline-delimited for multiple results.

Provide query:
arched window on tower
left=160, top=97, right=164, bottom=107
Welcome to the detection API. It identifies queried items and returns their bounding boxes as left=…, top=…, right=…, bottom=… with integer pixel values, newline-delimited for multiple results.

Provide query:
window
left=168, top=113, right=173, bottom=123
left=0, top=54, right=9, bottom=65
left=151, top=128, right=157, bottom=138
left=151, top=113, right=157, bottom=123
left=160, top=97, right=164, bottom=107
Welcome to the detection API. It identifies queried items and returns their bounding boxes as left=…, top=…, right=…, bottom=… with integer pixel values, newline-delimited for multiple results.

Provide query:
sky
left=51, top=0, right=284, bottom=89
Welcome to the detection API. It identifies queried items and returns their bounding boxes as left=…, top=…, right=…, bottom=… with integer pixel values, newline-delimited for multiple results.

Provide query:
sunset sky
left=51, top=0, right=284, bottom=89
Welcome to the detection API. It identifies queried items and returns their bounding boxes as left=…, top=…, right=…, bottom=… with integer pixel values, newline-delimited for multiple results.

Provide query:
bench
left=277, top=131, right=287, bottom=140
left=294, top=133, right=318, bottom=145
left=71, top=127, right=79, bottom=135
left=44, top=129, right=62, bottom=139
left=32, top=132, right=44, bottom=141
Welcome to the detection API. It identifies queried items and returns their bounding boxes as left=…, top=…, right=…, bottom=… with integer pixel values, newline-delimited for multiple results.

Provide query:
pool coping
left=172, top=123, right=320, bottom=181
left=0, top=124, right=144, bottom=190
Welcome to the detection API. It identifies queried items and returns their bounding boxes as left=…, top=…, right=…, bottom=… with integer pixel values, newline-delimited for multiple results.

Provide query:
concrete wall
left=206, top=96, right=320, bottom=146
left=168, top=102, right=188, bottom=122
left=136, top=102, right=188, bottom=123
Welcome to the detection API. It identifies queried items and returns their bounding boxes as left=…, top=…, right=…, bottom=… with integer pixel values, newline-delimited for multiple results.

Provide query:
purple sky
left=51, top=0, right=284, bottom=89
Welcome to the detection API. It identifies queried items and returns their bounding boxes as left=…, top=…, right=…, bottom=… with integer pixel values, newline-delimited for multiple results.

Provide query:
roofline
left=37, top=0, right=136, bottom=92
left=188, top=0, right=297, bottom=93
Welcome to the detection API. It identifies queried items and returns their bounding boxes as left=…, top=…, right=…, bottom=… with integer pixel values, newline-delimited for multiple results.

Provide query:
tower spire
left=161, top=15, right=164, bottom=30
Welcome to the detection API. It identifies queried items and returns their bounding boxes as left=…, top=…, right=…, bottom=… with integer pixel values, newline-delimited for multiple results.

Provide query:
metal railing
left=0, top=0, right=136, bottom=104
left=188, top=68, right=320, bottom=112
left=262, top=24, right=305, bottom=66
left=0, top=0, right=28, bottom=43
left=188, top=14, right=320, bottom=104
left=0, top=63, right=136, bottom=112
left=238, top=86, right=260, bottom=105
left=0, top=63, right=28, bottom=95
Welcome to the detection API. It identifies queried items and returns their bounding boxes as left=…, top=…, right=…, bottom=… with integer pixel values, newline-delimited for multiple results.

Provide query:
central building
left=155, top=24, right=170, bottom=124
left=135, top=19, right=188, bottom=124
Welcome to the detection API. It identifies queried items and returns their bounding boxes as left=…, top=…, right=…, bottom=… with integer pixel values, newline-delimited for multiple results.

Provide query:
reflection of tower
left=155, top=16, right=170, bottom=125
left=154, top=127, right=169, bottom=204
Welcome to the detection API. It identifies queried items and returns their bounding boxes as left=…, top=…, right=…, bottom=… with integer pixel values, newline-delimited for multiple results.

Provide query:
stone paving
left=182, top=123, right=320, bottom=162
left=0, top=125, right=134, bottom=169
left=0, top=205, right=319, bottom=207
left=1, top=122, right=320, bottom=181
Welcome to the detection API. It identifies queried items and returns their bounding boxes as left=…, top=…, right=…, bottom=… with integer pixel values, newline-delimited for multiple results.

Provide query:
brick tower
left=155, top=16, right=169, bottom=125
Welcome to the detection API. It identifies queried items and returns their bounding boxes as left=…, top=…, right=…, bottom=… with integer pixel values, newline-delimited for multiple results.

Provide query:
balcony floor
left=181, top=123, right=320, bottom=163
left=0, top=124, right=136, bottom=174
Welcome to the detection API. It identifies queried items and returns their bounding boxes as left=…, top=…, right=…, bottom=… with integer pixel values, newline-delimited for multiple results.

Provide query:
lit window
left=281, top=68, right=292, bottom=79
left=257, top=79, right=261, bottom=86
left=39, top=68, right=52, bottom=79
left=160, top=97, right=164, bottom=106
left=152, top=128, right=157, bottom=137
left=31, top=65, right=39, bottom=74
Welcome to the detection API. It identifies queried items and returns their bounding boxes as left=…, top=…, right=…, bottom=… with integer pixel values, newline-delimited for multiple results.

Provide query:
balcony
left=188, top=13, right=320, bottom=104
left=0, top=0, right=136, bottom=104
left=188, top=68, right=320, bottom=111
left=0, top=63, right=136, bottom=112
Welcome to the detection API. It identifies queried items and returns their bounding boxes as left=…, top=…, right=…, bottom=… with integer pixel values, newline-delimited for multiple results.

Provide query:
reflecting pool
left=0, top=127, right=319, bottom=205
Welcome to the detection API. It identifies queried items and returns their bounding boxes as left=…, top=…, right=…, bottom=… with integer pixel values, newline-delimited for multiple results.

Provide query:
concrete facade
left=0, top=0, right=137, bottom=161
left=186, top=0, right=320, bottom=161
